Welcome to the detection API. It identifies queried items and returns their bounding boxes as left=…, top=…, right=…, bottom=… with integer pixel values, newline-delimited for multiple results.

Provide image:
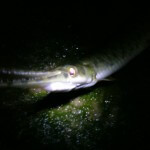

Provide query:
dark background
left=0, top=4, right=149, bottom=48
left=0, top=3, right=150, bottom=150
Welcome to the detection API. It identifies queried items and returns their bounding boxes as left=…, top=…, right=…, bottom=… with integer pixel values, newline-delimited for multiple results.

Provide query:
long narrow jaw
left=0, top=65, right=97, bottom=92
left=44, top=82, right=77, bottom=92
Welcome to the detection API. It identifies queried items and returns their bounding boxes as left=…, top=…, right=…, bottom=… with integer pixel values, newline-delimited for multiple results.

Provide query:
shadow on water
left=33, top=81, right=112, bottom=112
left=33, top=87, right=93, bottom=112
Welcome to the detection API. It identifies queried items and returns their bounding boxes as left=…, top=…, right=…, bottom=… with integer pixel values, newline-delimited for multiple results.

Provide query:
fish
left=0, top=25, right=150, bottom=92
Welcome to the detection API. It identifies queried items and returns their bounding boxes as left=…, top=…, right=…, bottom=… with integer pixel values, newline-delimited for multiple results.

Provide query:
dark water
left=0, top=5, right=150, bottom=150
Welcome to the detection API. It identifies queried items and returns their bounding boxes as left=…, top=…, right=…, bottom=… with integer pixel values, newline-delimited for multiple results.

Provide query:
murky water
left=0, top=8, right=150, bottom=150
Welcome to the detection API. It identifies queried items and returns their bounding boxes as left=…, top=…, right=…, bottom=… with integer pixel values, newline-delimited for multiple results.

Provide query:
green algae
left=11, top=82, right=123, bottom=150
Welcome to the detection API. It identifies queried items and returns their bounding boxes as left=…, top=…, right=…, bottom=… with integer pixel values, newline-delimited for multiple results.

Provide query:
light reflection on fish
left=0, top=28, right=150, bottom=92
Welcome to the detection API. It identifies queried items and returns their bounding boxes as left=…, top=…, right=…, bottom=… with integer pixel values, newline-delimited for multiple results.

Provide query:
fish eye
left=69, top=67, right=76, bottom=76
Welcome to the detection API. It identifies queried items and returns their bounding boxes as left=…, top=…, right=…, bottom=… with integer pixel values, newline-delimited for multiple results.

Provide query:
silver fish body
left=0, top=26, right=150, bottom=92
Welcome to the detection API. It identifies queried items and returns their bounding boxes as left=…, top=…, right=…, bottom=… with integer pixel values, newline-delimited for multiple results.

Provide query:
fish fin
left=102, top=77, right=115, bottom=81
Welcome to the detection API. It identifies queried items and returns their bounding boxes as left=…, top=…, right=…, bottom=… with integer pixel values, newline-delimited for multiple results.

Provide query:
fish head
left=44, top=64, right=97, bottom=92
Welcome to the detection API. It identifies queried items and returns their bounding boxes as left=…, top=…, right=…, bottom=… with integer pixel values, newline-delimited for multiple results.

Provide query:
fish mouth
left=44, top=82, right=78, bottom=92
left=42, top=78, right=95, bottom=92
left=43, top=80, right=97, bottom=92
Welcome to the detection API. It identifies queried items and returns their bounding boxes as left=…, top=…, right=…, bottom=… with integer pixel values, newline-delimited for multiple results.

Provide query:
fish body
left=0, top=26, right=150, bottom=92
